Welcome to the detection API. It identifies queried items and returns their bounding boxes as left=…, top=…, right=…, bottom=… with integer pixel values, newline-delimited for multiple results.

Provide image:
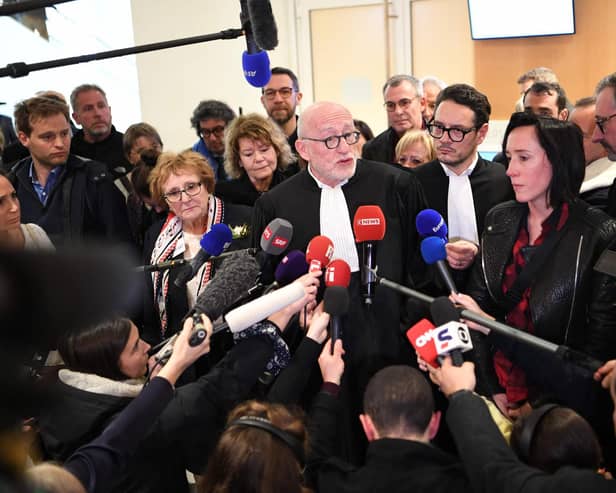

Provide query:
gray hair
left=595, top=73, right=616, bottom=103
left=421, top=76, right=447, bottom=91
left=70, top=83, right=107, bottom=111
left=382, top=74, right=422, bottom=97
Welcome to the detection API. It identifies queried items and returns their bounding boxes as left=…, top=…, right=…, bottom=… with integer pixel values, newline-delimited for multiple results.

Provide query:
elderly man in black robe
left=252, top=101, right=428, bottom=463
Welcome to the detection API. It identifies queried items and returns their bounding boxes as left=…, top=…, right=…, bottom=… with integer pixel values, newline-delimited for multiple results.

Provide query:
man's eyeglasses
left=595, top=113, right=616, bottom=134
left=427, top=123, right=477, bottom=143
left=262, top=87, right=294, bottom=100
left=384, top=97, right=418, bottom=112
left=200, top=126, right=225, bottom=138
left=163, top=182, right=202, bottom=202
left=302, top=131, right=360, bottom=150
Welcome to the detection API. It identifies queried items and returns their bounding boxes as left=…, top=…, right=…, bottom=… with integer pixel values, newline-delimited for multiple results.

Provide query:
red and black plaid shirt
left=494, top=203, right=569, bottom=404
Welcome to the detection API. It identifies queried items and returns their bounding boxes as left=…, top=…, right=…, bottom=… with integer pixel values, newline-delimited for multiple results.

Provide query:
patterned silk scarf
left=150, top=195, right=224, bottom=336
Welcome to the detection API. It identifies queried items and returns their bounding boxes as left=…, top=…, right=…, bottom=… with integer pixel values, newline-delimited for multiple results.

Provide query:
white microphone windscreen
left=225, top=281, right=305, bottom=333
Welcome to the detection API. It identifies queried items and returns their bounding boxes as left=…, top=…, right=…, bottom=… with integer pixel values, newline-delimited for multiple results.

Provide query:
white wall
left=0, top=0, right=140, bottom=131
left=131, top=0, right=296, bottom=151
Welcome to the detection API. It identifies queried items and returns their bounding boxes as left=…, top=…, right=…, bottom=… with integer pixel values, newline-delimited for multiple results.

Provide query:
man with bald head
left=252, top=101, right=427, bottom=464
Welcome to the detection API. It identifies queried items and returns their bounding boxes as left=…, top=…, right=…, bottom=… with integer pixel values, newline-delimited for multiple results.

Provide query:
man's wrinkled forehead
left=313, top=112, right=353, bottom=135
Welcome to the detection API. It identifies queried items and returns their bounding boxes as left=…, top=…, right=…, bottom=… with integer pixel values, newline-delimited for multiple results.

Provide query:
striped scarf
left=150, top=195, right=224, bottom=336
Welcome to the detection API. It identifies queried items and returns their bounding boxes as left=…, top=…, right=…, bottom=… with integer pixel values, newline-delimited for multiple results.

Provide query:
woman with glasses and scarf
left=141, top=150, right=252, bottom=376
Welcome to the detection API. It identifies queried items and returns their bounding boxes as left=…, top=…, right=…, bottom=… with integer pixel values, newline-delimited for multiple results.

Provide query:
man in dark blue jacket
left=11, top=95, right=130, bottom=246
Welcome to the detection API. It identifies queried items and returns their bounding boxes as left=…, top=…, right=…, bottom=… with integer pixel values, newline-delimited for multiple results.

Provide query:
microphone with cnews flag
left=353, top=205, right=386, bottom=305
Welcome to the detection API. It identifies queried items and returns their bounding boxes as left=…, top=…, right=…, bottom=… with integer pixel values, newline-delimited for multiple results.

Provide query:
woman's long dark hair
left=59, top=318, right=132, bottom=380
left=503, top=112, right=585, bottom=208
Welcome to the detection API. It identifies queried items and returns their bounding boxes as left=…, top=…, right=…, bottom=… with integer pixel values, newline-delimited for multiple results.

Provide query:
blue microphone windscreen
left=416, top=209, right=448, bottom=239
left=201, top=224, right=233, bottom=256
left=421, top=236, right=447, bottom=265
left=275, top=250, right=309, bottom=285
left=242, top=50, right=271, bottom=88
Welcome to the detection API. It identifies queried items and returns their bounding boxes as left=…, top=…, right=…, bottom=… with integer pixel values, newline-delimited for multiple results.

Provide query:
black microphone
left=352, top=205, right=386, bottom=305
left=135, top=259, right=187, bottom=273
left=247, top=0, right=279, bottom=50
left=323, top=286, right=350, bottom=354
left=240, top=0, right=271, bottom=87
left=192, top=250, right=261, bottom=319
left=174, top=224, right=233, bottom=288
left=256, top=217, right=293, bottom=285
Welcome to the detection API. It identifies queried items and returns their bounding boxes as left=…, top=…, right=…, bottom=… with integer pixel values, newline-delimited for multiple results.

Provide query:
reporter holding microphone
left=35, top=305, right=299, bottom=493
left=28, top=316, right=212, bottom=493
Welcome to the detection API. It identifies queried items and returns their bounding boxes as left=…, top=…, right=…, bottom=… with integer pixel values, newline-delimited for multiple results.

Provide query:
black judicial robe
left=412, top=156, right=514, bottom=291
left=252, top=158, right=428, bottom=463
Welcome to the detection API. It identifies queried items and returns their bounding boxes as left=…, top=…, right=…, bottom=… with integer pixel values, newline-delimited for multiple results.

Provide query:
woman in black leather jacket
left=451, top=112, right=616, bottom=423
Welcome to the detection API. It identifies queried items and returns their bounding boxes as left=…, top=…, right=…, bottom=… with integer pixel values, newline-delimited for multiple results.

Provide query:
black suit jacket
left=607, top=177, right=616, bottom=218
left=361, top=127, right=399, bottom=164
left=412, top=156, right=514, bottom=292
left=413, top=156, right=513, bottom=238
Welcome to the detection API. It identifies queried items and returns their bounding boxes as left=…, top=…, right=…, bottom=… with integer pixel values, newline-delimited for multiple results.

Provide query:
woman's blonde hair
left=224, top=113, right=296, bottom=179
left=394, top=129, right=436, bottom=166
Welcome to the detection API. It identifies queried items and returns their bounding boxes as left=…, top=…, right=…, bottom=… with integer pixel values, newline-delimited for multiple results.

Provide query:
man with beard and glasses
left=261, top=67, right=303, bottom=174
